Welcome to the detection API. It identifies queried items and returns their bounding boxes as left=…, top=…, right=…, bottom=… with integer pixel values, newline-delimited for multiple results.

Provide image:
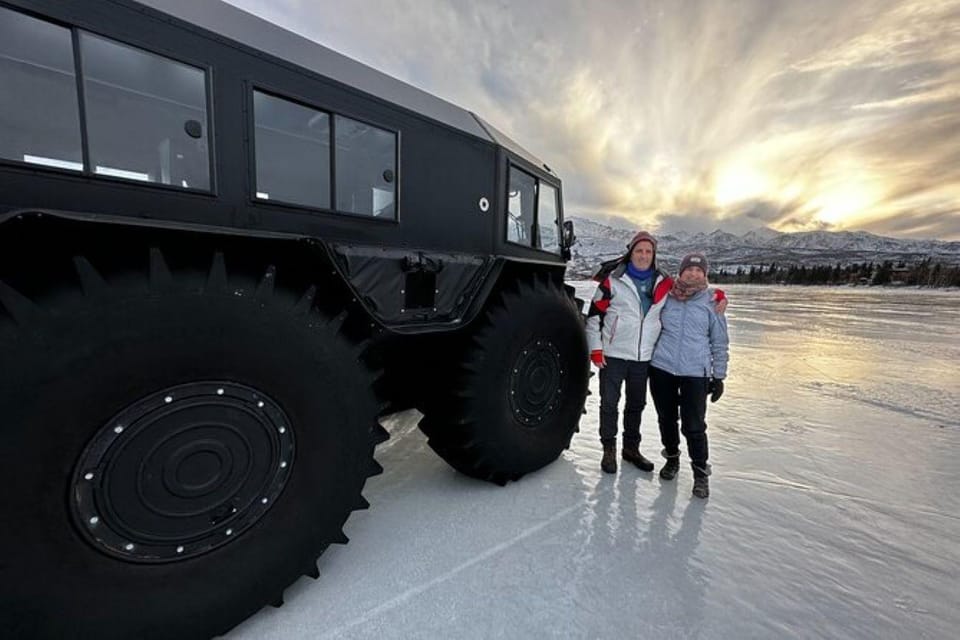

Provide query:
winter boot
left=659, top=449, right=680, bottom=480
left=692, top=463, right=712, bottom=499
left=622, top=443, right=654, bottom=472
left=601, top=444, right=618, bottom=474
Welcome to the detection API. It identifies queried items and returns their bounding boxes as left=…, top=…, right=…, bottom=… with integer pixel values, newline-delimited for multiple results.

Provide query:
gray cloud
left=226, top=0, right=960, bottom=240
left=656, top=198, right=804, bottom=235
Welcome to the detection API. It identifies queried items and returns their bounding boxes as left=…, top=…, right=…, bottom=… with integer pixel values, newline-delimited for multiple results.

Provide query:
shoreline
left=565, top=276, right=960, bottom=292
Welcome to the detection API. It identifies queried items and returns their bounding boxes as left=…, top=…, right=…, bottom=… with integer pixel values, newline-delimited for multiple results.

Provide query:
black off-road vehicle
left=0, top=1, right=587, bottom=637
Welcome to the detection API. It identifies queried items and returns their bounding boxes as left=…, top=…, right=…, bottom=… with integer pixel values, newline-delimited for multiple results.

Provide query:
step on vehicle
left=0, top=1, right=588, bottom=637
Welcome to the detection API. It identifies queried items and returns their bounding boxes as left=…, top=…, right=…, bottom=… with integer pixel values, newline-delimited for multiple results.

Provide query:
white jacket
left=585, top=264, right=672, bottom=362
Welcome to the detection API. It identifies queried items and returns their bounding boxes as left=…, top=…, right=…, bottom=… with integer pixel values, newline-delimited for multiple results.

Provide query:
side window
left=79, top=33, right=210, bottom=189
left=507, top=167, right=536, bottom=244
left=538, top=183, right=560, bottom=254
left=0, top=7, right=83, bottom=170
left=506, top=165, right=563, bottom=252
left=253, top=91, right=330, bottom=208
left=335, top=115, right=396, bottom=219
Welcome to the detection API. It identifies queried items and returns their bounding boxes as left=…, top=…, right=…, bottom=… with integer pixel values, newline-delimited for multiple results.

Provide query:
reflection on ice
left=231, top=285, right=960, bottom=640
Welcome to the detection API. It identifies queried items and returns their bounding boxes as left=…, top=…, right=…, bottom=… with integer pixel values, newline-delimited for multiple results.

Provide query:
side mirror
left=561, top=219, right=576, bottom=260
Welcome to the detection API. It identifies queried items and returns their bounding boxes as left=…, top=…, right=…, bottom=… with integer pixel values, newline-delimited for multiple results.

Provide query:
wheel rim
left=508, top=339, right=564, bottom=427
left=71, top=381, right=294, bottom=563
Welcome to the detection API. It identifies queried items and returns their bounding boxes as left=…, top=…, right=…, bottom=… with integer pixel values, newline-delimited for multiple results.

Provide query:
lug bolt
left=164, top=396, right=173, bottom=404
left=176, top=546, right=185, bottom=554
left=279, top=426, right=286, bottom=434
left=257, top=401, right=265, bottom=408
left=84, top=472, right=94, bottom=481
left=217, top=388, right=224, bottom=395
left=89, top=516, right=99, bottom=525
left=124, top=543, right=134, bottom=551
left=225, top=528, right=233, bottom=536
left=280, top=461, right=288, bottom=468
left=261, top=497, right=269, bottom=504
left=113, top=425, right=124, bottom=434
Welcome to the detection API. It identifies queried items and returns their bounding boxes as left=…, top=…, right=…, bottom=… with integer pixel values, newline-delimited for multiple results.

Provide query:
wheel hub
left=509, top=339, right=564, bottom=426
left=71, top=381, right=294, bottom=563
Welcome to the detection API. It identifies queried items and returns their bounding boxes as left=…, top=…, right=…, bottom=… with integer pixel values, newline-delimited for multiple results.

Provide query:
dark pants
left=649, top=366, right=709, bottom=467
left=598, top=357, right=649, bottom=446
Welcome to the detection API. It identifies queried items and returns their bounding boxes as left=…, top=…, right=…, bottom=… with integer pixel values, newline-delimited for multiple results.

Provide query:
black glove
left=709, top=378, right=724, bottom=403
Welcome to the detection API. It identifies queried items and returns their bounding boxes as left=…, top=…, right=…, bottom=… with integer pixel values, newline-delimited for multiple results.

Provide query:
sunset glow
left=713, top=164, right=769, bottom=208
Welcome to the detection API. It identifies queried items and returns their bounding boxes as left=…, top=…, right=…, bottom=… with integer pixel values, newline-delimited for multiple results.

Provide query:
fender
left=0, top=208, right=563, bottom=334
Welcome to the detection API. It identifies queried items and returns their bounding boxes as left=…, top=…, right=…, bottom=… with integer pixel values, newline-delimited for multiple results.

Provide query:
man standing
left=585, top=231, right=672, bottom=474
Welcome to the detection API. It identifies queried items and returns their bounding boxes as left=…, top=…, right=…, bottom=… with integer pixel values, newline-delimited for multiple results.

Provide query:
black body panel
left=0, top=0, right=566, bottom=332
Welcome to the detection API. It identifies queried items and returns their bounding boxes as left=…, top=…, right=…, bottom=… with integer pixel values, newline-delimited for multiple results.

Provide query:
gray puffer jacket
left=650, top=288, right=729, bottom=379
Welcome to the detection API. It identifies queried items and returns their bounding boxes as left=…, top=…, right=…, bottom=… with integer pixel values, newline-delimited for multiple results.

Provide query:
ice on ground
left=229, top=284, right=960, bottom=640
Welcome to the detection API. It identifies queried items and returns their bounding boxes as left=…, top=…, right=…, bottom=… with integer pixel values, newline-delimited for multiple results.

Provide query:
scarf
left=625, top=262, right=655, bottom=314
left=625, top=262, right=655, bottom=280
left=670, top=277, right=708, bottom=301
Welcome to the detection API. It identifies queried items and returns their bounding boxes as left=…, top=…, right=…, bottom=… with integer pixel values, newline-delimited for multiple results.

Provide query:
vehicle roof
left=132, top=0, right=551, bottom=172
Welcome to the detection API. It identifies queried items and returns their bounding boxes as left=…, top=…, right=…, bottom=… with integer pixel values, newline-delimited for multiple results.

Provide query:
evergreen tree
left=931, top=263, right=942, bottom=287
left=873, top=261, right=893, bottom=286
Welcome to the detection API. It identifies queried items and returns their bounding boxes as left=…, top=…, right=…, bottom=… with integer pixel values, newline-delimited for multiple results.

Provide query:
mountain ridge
left=567, top=216, right=960, bottom=277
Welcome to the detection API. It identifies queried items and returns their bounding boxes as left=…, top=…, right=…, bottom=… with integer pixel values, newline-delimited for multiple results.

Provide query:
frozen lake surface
left=230, top=284, right=960, bottom=640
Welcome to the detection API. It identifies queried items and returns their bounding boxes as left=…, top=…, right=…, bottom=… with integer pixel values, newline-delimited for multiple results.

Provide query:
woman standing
left=649, top=253, right=729, bottom=498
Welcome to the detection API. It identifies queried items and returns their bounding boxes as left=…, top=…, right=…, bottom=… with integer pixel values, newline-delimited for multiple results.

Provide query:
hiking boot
left=622, top=443, right=654, bottom=472
left=692, top=463, right=712, bottom=499
left=659, top=449, right=680, bottom=480
left=601, top=444, right=617, bottom=474
left=692, top=475, right=710, bottom=499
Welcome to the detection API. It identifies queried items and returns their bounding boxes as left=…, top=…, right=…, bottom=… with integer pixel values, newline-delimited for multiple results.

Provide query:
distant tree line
left=711, top=259, right=960, bottom=287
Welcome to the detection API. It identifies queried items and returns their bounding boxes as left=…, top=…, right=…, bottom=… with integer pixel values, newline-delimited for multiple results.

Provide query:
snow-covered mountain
left=567, top=216, right=960, bottom=278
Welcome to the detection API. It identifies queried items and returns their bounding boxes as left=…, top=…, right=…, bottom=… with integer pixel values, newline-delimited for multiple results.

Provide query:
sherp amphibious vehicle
left=0, top=1, right=588, bottom=637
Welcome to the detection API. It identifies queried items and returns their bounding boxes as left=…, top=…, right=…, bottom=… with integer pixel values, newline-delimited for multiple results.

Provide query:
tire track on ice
left=317, top=501, right=584, bottom=639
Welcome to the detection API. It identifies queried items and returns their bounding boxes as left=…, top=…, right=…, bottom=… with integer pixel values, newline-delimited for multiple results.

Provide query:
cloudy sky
left=225, top=0, right=960, bottom=240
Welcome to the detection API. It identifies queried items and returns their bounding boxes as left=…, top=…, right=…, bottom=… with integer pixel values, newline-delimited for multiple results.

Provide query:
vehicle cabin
left=0, top=0, right=571, bottom=331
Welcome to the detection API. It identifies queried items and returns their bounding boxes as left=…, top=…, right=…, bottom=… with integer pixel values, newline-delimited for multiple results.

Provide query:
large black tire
left=419, top=277, right=589, bottom=485
left=0, top=250, right=385, bottom=639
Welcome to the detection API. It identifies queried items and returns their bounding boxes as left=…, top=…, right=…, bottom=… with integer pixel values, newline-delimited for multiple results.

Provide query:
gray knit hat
left=679, top=252, right=708, bottom=276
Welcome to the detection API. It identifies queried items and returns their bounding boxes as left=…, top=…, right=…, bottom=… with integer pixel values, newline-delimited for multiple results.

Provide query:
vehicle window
left=334, top=115, right=396, bottom=219
left=507, top=167, right=536, bottom=245
left=253, top=91, right=331, bottom=208
left=0, top=7, right=83, bottom=171
left=537, top=183, right=560, bottom=253
left=79, top=33, right=210, bottom=189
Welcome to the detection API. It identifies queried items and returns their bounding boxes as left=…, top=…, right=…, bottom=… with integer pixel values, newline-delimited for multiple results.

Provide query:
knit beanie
left=626, top=230, right=657, bottom=253
left=679, top=252, right=709, bottom=276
